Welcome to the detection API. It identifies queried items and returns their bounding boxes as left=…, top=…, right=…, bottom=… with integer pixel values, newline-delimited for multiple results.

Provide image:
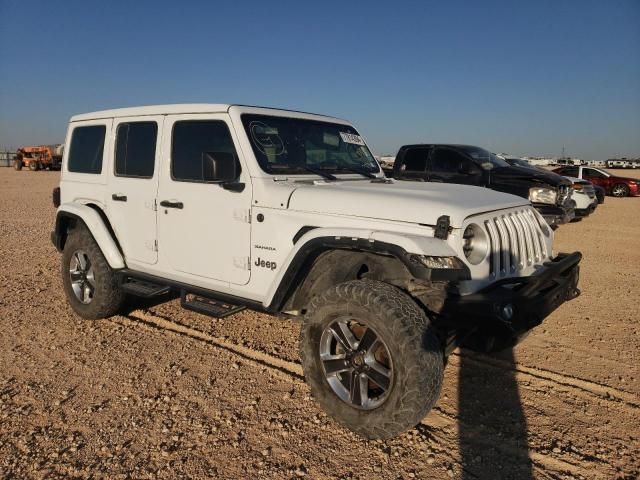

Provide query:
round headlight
left=462, top=223, right=488, bottom=265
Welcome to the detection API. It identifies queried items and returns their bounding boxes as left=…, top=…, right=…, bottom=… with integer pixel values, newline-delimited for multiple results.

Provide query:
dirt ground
left=1, top=168, right=638, bottom=479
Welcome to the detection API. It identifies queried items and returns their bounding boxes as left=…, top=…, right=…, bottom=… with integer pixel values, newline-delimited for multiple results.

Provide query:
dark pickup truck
left=388, top=144, right=575, bottom=227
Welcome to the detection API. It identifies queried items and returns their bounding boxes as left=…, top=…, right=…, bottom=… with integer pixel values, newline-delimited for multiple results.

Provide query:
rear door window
left=67, top=125, right=106, bottom=174
left=115, top=122, right=158, bottom=178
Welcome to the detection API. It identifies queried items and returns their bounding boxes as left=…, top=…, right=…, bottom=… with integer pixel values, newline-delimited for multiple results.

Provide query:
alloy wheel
left=319, top=318, right=393, bottom=410
left=612, top=185, right=628, bottom=197
left=69, top=250, right=95, bottom=304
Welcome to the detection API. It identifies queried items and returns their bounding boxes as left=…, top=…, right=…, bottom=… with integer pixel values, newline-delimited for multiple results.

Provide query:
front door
left=581, top=167, right=609, bottom=189
left=428, top=147, right=482, bottom=185
left=157, top=114, right=252, bottom=286
left=107, top=116, right=163, bottom=265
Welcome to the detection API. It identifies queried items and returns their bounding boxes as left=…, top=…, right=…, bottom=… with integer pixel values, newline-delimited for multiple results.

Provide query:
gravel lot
left=1, top=168, right=638, bottom=479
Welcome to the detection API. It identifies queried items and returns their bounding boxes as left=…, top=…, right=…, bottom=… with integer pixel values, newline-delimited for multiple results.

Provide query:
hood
left=287, top=179, right=528, bottom=228
left=490, top=166, right=571, bottom=186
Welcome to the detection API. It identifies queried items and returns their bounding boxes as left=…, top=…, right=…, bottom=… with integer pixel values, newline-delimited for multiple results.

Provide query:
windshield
left=457, top=146, right=510, bottom=170
left=506, top=158, right=534, bottom=169
left=241, top=114, right=380, bottom=176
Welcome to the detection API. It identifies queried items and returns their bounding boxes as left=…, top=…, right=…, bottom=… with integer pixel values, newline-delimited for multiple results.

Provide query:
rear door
left=428, top=147, right=482, bottom=185
left=107, top=116, right=163, bottom=265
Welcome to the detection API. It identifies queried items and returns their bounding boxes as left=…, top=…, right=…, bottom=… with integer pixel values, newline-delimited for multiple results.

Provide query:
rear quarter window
left=67, top=125, right=106, bottom=174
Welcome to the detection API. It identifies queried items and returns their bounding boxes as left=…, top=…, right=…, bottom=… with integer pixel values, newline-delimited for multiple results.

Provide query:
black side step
left=121, top=277, right=171, bottom=298
left=180, top=290, right=245, bottom=319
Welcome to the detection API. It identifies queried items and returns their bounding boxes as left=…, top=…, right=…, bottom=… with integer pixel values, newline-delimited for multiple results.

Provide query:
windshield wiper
left=301, top=166, right=337, bottom=181
left=337, top=166, right=377, bottom=179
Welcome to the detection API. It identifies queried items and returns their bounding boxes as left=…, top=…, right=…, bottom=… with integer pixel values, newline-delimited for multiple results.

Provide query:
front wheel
left=14, top=159, right=23, bottom=170
left=61, top=225, right=125, bottom=319
left=611, top=183, right=629, bottom=197
left=299, top=280, right=444, bottom=439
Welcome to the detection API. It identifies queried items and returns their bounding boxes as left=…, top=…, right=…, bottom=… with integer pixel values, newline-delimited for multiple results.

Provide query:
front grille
left=484, top=208, right=548, bottom=278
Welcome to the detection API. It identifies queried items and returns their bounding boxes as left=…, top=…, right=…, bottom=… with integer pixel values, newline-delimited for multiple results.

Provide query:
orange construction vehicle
left=14, top=144, right=63, bottom=171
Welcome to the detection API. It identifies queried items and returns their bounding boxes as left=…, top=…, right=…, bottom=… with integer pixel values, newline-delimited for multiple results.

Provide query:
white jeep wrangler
left=52, top=104, right=581, bottom=439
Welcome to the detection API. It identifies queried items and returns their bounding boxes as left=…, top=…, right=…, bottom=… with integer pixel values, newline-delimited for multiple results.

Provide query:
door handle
left=112, top=193, right=128, bottom=202
left=160, top=200, right=184, bottom=209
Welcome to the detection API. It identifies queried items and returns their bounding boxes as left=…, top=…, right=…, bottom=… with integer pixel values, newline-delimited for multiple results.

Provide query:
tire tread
left=62, top=225, right=124, bottom=319
left=300, top=279, right=444, bottom=439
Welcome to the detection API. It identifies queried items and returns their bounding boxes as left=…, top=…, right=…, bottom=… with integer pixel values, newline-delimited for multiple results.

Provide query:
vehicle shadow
left=457, top=347, right=534, bottom=479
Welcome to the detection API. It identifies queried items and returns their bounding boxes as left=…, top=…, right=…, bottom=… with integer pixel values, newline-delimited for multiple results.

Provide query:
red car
left=553, top=166, right=639, bottom=197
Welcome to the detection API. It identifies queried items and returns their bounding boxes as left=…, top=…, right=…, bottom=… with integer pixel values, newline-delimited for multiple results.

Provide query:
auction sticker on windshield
left=340, top=132, right=365, bottom=145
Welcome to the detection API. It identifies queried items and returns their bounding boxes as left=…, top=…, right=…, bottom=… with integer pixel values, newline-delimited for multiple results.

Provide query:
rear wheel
left=611, top=183, right=629, bottom=197
left=14, top=159, right=23, bottom=170
left=299, top=280, right=444, bottom=439
left=62, top=226, right=125, bottom=319
left=28, top=161, right=39, bottom=171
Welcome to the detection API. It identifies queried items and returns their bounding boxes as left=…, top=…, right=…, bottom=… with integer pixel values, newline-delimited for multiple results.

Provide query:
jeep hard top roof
left=70, top=104, right=348, bottom=124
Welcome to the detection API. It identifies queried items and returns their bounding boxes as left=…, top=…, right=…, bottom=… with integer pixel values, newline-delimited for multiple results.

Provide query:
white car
left=564, top=176, right=598, bottom=219
left=51, top=104, right=582, bottom=439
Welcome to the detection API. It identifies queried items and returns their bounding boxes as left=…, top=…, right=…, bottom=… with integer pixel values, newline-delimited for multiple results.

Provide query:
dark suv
left=390, top=144, right=575, bottom=227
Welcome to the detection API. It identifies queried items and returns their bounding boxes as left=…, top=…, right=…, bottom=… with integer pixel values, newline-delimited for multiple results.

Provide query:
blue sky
left=1, top=0, right=638, bottom=159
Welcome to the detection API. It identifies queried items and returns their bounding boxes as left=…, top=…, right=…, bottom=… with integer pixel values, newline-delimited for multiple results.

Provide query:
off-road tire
left=28, top=161, right=39, bottom=171
left=611, top=183, right=629, bottom=197
left=14, top=159, right=23, bottom=170
left=299, top=279, right=444, bottom=439
left=61, top=225, right=125, bottom=319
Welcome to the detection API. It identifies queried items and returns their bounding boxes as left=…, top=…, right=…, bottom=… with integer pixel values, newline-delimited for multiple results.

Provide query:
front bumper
left=444, top=252, right=581, bottom=339
left=534, top=204, right=575, bottom=227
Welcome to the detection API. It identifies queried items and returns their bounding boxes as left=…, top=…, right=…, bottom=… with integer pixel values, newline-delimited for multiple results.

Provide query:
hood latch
left=435, top=215, right=451, bottom=240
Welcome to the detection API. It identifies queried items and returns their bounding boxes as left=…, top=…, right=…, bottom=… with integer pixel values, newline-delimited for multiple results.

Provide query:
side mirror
left=202, top=151, right=238, bottom=183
